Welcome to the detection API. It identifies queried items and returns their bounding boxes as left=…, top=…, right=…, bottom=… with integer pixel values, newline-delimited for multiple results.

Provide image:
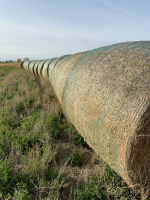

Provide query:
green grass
left=0, top=65, right=149, bottom=199
left=63, top=122, right=87, bottom=146
left=0, top=66, right=16, bottom=83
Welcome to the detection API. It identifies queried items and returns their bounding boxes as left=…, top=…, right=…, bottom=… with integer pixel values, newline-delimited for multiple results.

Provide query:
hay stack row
left=20, top=41, right=150, bottom=190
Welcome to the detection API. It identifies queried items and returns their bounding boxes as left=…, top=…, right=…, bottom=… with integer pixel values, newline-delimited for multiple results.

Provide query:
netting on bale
left=21, top=41, right=150, bottom=189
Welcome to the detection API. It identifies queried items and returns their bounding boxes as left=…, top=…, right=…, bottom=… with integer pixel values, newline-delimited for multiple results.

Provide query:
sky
left=0, top=0, right=150, bottom=61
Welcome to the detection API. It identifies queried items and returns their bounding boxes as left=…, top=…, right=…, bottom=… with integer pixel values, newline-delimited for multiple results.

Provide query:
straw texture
left=20, top=41, right=150, bottom=189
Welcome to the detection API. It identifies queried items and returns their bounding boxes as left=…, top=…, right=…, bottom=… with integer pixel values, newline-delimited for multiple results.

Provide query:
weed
left=72, top=175, right=106, bottom=200
left=0, top=158, right=38, bottom=199
left=13, top=182, right=31, bottom=200
left=67, top=149, right=83, bottom=167
left=45, top=113, right=60, bottom=139
left=49, top=94, right=56, bottom=100
left=64, top=122, right=87, bottom=146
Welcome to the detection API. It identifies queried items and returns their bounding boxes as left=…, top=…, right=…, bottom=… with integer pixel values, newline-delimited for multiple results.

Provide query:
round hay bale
left=33, top=60, right=43, bottom=76
left=28, top=60, right=37, bottom=73
left=37, top=60, right=49, bottom=77
left=41, top=58, right=56, bottom=82
left=20, top=61, right=25, bottom=68
left=51, top=51, right=89, bottom=104
left=48, top=55, right=71, bottom=85
left=22, top=61, right=28, bottom=70
left=25, top=61, right=31, bottom=70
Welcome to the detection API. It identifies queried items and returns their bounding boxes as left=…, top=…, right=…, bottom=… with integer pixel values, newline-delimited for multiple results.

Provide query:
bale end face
left=127, top=101, right=150, bottom=190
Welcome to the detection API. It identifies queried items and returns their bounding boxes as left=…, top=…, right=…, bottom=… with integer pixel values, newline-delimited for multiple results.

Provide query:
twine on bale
left=20, top=41, right=150, bottom=190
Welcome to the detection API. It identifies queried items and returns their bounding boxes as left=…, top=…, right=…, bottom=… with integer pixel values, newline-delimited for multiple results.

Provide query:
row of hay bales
left=20, top=41, right=150, bottom=190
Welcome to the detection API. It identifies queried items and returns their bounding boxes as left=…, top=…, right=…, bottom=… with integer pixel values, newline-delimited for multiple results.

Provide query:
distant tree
left=17, top=58, right=22, bottom=63
left=23, top=57, right=30, bottom=61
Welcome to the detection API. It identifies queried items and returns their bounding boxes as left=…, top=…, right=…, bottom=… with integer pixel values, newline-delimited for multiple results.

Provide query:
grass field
left=0, top=63, right=149, bottom=199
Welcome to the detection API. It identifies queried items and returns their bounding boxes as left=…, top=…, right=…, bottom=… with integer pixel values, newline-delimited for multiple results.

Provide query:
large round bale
left=28, top=60, right=37, bottom=73
left=20, top=61, right=25, bottom=68
left=37, top=60, right=49, bottom=77
left=22, top=61, right=28, bottom=70
left=24, top=61, right=31, bottom=70
left=33, top=60, right=43, bottom=75
left=51, top=51, right=89, bottom=104
left=19, top=41, right=150, bottom=189
left=48, top=55, right=71, bottom=85
left=41, top=58, right=56, bottom=82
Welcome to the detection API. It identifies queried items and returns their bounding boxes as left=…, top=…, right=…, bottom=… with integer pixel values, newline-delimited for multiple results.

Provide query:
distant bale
left=37, top=60, right=49, bottom=77
left=33, top=60, right=43, bottom=75
left=20, top=61, right=25, bottom=68
left=22, top=61, right=31, bottom=70
left=28, top=61, right=37, bottom=73
left=48, top=54, right=71, bottom=85
left=41, top=58, right=56, bottom=82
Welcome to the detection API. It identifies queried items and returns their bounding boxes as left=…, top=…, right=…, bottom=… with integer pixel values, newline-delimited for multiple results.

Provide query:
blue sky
left=0, top=0, right=150, bottom=61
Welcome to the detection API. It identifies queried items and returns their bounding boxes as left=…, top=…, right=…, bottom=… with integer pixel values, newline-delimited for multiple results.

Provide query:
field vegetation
left=0, top=63, right=149, bottom=199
